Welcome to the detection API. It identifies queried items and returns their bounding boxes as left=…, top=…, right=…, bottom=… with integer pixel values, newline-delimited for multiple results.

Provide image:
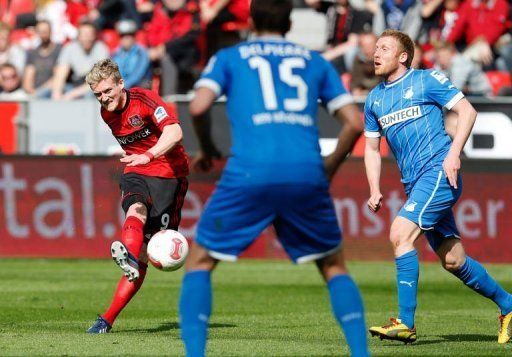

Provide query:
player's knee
left=126, top=202, right=148, bottom=223
left=389, top=226, right=410, bottom=249
left=442, top=252, right=465, bottom=272
left=316, top=250, right=348, bottom=281
left=185, top=244, right=217, bottom=272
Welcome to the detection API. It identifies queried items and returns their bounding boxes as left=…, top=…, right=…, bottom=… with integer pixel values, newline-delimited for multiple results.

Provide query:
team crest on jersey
left=404, top=200, right=418, bottom=212
left=128, top=115, right=144, bottom=128
left=154, top=106, right=169, bottom=123
left=403, top=87, right=414, bottom=100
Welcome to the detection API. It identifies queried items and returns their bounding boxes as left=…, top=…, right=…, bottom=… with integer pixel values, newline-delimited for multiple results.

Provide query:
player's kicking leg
left=87, top=202, right=148, bottom=333
left=369, top=216, right=421, bottom=344
left=435, top=237, right=512, bottom=343
left=316, top=248, right=369, bottom=357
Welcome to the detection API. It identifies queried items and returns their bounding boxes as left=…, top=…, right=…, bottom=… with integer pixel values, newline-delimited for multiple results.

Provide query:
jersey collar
left=384, top=68, right=414, bottom=88
left=114, top=89, right=130, bottom=114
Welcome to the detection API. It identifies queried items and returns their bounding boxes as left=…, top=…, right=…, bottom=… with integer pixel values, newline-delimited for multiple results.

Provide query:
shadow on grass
left=440, top=334, right=497, bottom=342
left=371, top=333, right=495, bottom=347
left=125, top=322, right=236, bottom=333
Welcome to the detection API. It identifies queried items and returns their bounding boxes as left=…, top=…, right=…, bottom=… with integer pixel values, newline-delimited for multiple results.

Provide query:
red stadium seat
left=99, top=29, right=120, bottom=53
left=1, top=0, right=35, bottom=26
left=135, top=29, right=148, bottom=47
left=485, top=71, right=512, bottom=96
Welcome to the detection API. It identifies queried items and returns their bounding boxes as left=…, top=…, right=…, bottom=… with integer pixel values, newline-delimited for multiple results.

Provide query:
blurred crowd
left=1, top=0, right=512, bottom=100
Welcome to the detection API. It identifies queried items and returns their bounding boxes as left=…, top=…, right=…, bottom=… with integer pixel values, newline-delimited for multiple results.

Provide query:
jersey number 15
left=249, top=56, right=308, bottom=112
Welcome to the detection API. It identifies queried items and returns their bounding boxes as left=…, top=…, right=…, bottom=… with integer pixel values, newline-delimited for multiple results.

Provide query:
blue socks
left=180, top=270, right=212, bottom=357
left=328, top=274, right=369, bottom=357
left=452, top=256, right=512, bottom=314
left=396, top=250, right=419, bottom=329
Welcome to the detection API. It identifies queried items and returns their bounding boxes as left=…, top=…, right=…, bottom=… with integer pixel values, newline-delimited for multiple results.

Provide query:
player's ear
left=399, top=51, right=408, bottom=66
left=118, top=78, right=125, bottom=90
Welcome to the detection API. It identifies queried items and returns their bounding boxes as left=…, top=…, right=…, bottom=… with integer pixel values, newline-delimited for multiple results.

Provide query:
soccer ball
left=147, top=230, right=189, bottom=271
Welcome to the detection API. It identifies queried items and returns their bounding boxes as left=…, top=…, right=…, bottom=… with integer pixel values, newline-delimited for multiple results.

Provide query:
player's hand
left=443, top=152, right=460, bottom=189
left=367, top=192, right=383, bottom=213
left=120, top=154, right=151, bottom=167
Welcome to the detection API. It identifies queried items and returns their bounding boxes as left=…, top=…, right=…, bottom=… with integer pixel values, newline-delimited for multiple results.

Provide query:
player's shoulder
left=418, top=68, right=449, bottom=84
left=128, top=87, right=162, bottom=105
left=365, top=82, right=385, bottom=103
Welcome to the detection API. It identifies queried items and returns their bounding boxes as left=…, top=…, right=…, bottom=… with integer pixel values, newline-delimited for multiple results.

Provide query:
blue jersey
left=195, top=36, right=353, bottom=186
left=364, top=68, right=464, bottom=185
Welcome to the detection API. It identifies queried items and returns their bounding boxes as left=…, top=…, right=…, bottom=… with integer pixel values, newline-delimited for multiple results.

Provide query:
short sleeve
left=194, top=49, right=229, bottom=97
left=57, top=43, right=73, bottom=66
left=424, top=70, right=464, bottom=110
left=364, top=92, right=381, bottom=138
left=142, top=90, right=180, bottom=130
left=318, top=58, right=354, bottom=114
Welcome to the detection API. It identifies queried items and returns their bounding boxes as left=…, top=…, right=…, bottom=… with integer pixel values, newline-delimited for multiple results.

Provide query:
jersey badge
left=154, top=106, right=169, bottom=123
left=403, top=87, right=414, bottom=100
left=128, top=115, right=144, bottom=128
left=430, top=70, right=449, bottom=84
left=404, top=200, right=418, bottom=212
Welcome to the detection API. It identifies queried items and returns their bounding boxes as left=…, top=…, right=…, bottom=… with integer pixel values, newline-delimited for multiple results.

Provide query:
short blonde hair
left=380, top=29, right=415, bottom=68
left=86, top=59, right=122, bottom=86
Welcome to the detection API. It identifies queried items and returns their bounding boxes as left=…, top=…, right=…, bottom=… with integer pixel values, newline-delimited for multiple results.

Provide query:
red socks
left=102, top=215, right=146, bottom=325
left=122, top=216, right=145, bottom=260
left=102, top=263, right=147, bottom=325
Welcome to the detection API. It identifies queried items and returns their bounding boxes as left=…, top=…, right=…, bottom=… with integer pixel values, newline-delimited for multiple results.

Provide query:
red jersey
left=101, top=88, right=189, bottom=178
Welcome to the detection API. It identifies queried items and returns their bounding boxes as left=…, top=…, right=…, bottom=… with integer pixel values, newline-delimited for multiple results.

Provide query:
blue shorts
left=195, top=183, right=342, bottom=263
left=399, top=170, right=462, bottom=251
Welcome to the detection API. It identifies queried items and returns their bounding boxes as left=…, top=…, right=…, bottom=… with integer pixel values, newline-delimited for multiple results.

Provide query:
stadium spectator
left=36, top=0, right=78, bottom=44
left=373, top=0, right=423, bottom=41
left=180, top=1, right=368, bottom=356
left=22, top=20, right=62, bottom=98
left=146, top=0, right=201, bottom=95
left=434, top=41, right=492, bottom=96
left=0, top=63, right=28, bottom=100
left=419, top=0, right=461, bottom=44
left=350, top=31, right=379, bottom=96
left=444, top=0, right=509, bottom=67
left=0, top=21, right=26, bottom=75
left=92, top=0, right=142, bottom=30
left=411, top=41, right=427, bottom=69
left=85, top=58, right=189, bottom=334
left=306, top=0, right=373, bottom=74
left=112, top=19, right=151, bottom=89
left=200, top=0, right=250, bottom=59
left=52, top=21, right=109, bottom=100
left=365, top=29, right=512, bottom=345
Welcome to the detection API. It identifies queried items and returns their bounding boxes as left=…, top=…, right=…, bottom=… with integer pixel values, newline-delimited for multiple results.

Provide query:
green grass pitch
left=0, top=259, right=511, bottom=356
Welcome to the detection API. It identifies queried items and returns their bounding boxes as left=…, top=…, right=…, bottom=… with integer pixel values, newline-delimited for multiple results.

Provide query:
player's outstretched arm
left=364, top=136, right=383, bottom=212
left=189, top=87, right=222, bottom=172
left=324, top=103, right=364, bottom=181
left=443, top=97, right=477, bottom=188
left=120, top=123, right=183, bottom=166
